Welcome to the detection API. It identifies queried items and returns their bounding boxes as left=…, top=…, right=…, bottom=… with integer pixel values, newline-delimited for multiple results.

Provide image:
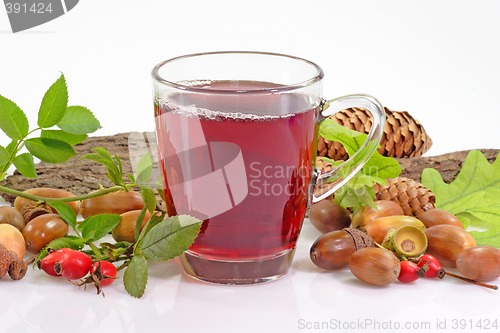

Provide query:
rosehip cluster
left=38, top=248, right=118, bottom=290
left=397, top=254, right=498, bottom=290
left=397, top=254, right=444, bottom=283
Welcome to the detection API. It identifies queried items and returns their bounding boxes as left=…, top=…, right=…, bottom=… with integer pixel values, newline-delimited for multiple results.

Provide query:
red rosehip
left=417, top=254, right=445, bottom=279
left=90, top=261, right=117, bottom=286
left=38, top=248, right=74, bottom=277
left=398, top=260, right=420, bottom=283
left=54, top=249, right=92, bottom=280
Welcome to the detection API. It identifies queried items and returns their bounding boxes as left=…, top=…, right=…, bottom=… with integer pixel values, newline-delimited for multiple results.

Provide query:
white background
left=1, top=1, right=500, bottom=333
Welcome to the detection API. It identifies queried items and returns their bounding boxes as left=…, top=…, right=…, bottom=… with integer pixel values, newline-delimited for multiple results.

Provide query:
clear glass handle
left=312, top=94, right=386, bottom=203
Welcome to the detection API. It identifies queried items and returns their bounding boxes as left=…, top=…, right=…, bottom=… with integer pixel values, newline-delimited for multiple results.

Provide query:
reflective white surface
left=1, top=213, right=499, bottom=333
left=1, top=1, right=500, bottom=332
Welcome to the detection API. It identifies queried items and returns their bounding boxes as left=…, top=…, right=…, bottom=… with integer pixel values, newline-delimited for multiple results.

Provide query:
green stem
left=88, top=242, right=102, bottom=260
left=0, top=127, right=41, bottom=175
left=116, top=259, right=130, bottom=272
left=0, top=184, right=129, bottom=203
left=0, top=141, right=23, bottom=175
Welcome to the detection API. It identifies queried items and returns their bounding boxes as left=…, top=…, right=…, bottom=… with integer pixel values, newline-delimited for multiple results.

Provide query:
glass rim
left=151, top=51, right=324, bottom=94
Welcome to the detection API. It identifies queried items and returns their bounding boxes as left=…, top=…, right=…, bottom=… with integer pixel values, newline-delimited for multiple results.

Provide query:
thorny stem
left=0, top=184, right=130, bottom=203
left=445, top=271, right=498, bottom=290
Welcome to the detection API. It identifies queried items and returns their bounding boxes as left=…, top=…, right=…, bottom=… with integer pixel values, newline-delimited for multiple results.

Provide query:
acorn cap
left=394, top=225, right=428, bottom=257
left=344, top=228, right=375, bottom=250
left=383, top=225, right=428, bottom=259
left=8, top=259, right=28, bottom=280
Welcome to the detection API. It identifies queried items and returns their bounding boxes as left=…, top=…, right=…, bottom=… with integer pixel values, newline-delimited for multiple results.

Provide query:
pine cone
left=374, top=177, right=435, bottom=217
left=317, top=107, right=433, bottom=160
left=315, top=156, right=333, bottom=174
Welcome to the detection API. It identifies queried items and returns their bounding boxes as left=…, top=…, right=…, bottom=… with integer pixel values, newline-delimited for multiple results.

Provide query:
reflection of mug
left=152, top=51, right=385, bottom=284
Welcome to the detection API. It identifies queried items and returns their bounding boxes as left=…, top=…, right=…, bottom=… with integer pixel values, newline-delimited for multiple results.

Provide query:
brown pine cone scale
left=374, top=176, right=435, bottom=217
left=318, top=107, right=432, bottom=160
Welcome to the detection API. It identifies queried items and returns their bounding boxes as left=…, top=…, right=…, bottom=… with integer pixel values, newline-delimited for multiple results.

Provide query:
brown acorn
left=425, top=224, right=476, bottom=268
left=456, top=246, right=500, bottom=282
left=363, top=215, right=426, bottom=244
left=351, top=200, right=404, bottom=229
left=310, top=228, right=374, bottom=270
left=349, top=247, right=401, bottom=286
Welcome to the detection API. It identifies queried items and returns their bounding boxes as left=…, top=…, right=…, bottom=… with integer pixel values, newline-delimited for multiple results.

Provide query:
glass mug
left=152, top=51, right=385, bottom=284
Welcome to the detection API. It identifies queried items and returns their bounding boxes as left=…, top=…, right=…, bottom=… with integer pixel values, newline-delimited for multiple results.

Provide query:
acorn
left=309, top=200, right=351, bottom=234
left=310, top=228, right=374, bottom=270
left=362, top=215, right=426, bottom=244
left=351, top=200, right=404, bottom=229
left=456, top=246, right=500, bottom=282
left=112, top=210, right=152, bottom=243
left=416, top=208, right=463, bottom=229
left=349, top=247, right=401, bottom=286
left=80, top=190, right=145, bottom=219
left=0, top=206, right=25, bottom=231
left=14, top=188, right=80, bottom=215
left=381, top=225, right=428, bottom=260
left=425, top=224, right=476, bottom=268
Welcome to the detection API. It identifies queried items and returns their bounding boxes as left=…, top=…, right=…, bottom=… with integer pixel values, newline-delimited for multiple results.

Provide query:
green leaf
left=318, top=119, right=401, bottom=209
left=115, top=153, right=123, bottom=175
left=333, top=172, right=378, bottom=210
left=334, top=184, right=376, bottom=210
left=469, top=226, right=500, bottom=247
left=140, top=215, right=202, bottom=261
left=41, top=130, right=87, bottom=145
left=48, top=202, right=77, bottom=231
left=0, top=95, right=29, bottom=140
left=25, top=138, right=75, bottom=163
left=0, top=145, right=9, bottom=169
left=58, top=106, right=101, bottom=135
left=421, top=150, right=500, bottom=246
left=5, top=140, right=19, bottom=155
left=38, top=74, right=68, bottom=128
left=83, top=147, right=124, bottom=186
left=134, top=207, right=149, bottom=242
left=136, top=152, right=153, bottom=185
left=37, top=235, right=88, bottom=261
left=320, top=120, right=401, bottom=179
left=135, top=211, right=165, bottom=246
left=319, top=120, right=361, bottom=156
left=141, top=187, right=157, bottom=213
left=422, top=150, right=500, bottom=213
left=456, top=212, right=486, bottom=230
left=83, top=147, right=116, bottom=169
left=1, top=139, right=20, bottom=181
left=78, top=214, right=122, bottom=241
left=123, top=255, right=148, bottom=298
left=12, top=153, right=37, bottom=178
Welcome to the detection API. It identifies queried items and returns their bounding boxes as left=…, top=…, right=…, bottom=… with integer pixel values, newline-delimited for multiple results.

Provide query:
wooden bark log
left=1, top=132, right=498, bottom=204
left=398, top=148, right=499, bottom=183
left=1, top=133, right=134, bottom=203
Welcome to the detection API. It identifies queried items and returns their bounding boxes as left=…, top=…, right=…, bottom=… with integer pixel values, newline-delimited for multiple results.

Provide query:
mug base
left=180, top=248, right=296, bottom=285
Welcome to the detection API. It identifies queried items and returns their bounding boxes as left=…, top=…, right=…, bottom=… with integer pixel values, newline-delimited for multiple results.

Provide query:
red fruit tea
left=155, top=81, right=318, bottom=262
